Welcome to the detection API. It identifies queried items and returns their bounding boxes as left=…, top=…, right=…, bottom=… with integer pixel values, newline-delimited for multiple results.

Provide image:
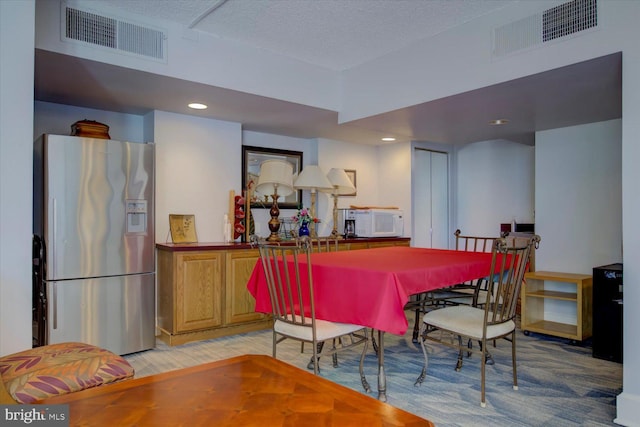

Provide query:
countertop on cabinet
left=156, top=237, right=411, bottom=251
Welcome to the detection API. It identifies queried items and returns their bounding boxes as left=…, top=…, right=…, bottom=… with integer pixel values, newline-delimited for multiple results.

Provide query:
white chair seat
left=422, top=305, right=515, bottom=340
left=275, top=316, right=365, bottom=342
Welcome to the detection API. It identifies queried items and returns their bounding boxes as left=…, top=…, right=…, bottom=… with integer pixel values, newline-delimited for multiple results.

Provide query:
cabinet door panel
left=157, top=250, right=174, bottom=332
left=348, top=243, right=369, bottom=251
left=225, top=250, right=266, bottom=324
left=176, top=252, right=223, bottom=332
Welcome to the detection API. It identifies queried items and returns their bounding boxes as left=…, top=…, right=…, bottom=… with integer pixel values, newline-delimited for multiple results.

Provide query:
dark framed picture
left=242, top=145, right=303, bottom=208
left=344, top=169, right=357, bottom=196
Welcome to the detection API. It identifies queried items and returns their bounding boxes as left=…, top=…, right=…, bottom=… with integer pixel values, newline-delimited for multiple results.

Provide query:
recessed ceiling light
left=489, top=119, right=508, bottom=125
left=188, top=103, right=208, bottom=110
left=381, top=137, right=396, bottom=141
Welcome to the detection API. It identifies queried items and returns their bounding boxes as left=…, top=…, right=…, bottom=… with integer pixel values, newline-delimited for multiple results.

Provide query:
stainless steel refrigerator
left=32, top=134, right=155, bottom=355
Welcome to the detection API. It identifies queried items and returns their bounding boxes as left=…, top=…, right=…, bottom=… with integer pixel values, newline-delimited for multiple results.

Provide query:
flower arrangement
left=291, top=207, right=318, bottom=227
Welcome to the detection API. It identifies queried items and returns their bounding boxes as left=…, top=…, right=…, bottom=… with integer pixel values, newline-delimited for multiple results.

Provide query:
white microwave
left=337, top=209, right=404, bottom=238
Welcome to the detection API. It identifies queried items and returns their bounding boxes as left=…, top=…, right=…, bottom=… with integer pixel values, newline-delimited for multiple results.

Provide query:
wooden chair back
left=484, top=235, right=540, bottom=329
left=501, top=231, right=537, bottom=271
left=310, top=237, right=340, bottom=253
left=447, top=230, right=501, bottom=305
left=454, top=229, right=496, bottom=252
left=258, top=237, right=315, bottom=330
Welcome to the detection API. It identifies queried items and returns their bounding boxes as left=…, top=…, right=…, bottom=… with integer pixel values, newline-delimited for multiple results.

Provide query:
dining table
left=246, top=245, right=498, bottom=401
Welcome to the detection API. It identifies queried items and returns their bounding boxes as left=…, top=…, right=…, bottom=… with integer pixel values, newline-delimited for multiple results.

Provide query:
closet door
left=413, top=148, right=449, bottom=248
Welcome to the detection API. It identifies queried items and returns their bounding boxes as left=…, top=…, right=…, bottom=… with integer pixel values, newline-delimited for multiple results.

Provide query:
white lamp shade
left=325, top=168, right=355, bottom=195
left=293, top=165, right=333, bottom=192
left=255, top=159, right=294, bottom=197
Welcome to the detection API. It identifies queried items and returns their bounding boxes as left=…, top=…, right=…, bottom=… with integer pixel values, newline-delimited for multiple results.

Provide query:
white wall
left=531, top=119, right=622, bottom=326
left=378, top=142, right=412, bottom=238
left=316, top=138, right=382, bottom=236
left=0, top=0, right=35, bottom=355
left=153, top=111, right=242, bottom=243
left=456, top=139, right=535, bottom=236
left=536, top=120, right=622, bottom=273
left=620, top=41, right=640, bottom=425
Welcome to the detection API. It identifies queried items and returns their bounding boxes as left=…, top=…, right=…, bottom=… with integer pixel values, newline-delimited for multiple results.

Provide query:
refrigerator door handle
left=52, top=282, right=57, bottom=330
left=50, top=198, right=56, bottom=279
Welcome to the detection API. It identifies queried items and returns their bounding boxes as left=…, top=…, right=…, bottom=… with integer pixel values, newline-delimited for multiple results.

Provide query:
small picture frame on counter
left=169, top=214, right=198, bottom=243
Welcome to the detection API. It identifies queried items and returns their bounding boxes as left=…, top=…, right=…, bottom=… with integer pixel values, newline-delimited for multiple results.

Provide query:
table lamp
left=256, top=159, right=294, bottom=241
left=293, top=165, right=333, bottom=237
left=324, top=168, right=356, bottom=239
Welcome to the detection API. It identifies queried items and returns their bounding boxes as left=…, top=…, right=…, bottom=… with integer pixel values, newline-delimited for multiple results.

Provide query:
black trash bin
left=592, top=263, right=623, bottom=363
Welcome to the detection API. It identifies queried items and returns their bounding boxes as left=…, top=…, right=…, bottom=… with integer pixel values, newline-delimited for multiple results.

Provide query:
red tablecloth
left=246, top=246, right=496, bottom=335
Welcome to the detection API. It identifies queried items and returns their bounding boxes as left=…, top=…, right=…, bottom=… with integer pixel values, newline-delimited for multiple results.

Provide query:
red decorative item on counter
left=234, top=195, right=246, bottom=239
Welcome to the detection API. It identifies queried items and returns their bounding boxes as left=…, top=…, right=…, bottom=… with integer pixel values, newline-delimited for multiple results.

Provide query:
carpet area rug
left=125, top=322, right=621, bottom=426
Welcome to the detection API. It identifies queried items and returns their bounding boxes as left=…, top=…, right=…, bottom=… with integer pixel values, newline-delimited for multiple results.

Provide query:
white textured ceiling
left=35, top=0, right=622, bottom=146
left=97, top=0, right=516, bottom=71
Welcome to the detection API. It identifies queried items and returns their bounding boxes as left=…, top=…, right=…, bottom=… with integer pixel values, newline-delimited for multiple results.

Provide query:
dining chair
left=408, top=230, right=499, bottom=343
left=257, top=236, right=371, bottom=392
left=450, top=231, right=538, bottom=366
left=414, top=234, right=540, bottom=407
left=296, top=235, right=342, bottom=362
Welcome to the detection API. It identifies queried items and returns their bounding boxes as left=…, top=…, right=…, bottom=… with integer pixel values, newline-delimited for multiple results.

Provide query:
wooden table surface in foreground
left=40, top=354, right=433, bottom=427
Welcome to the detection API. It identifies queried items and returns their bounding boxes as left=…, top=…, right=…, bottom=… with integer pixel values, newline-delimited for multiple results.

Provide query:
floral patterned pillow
left=0, top=342, right=134, bottom=404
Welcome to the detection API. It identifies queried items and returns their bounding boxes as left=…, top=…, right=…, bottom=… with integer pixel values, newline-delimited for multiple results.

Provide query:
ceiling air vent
left=63, top=5, right=167, bottom=62
left=543, top=0, right=597, bottom=42
left=493, top=0, right=598, bottom=58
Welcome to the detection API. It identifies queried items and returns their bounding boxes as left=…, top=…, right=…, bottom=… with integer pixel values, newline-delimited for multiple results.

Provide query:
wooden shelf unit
left=521, top=271, right=593, bottom=341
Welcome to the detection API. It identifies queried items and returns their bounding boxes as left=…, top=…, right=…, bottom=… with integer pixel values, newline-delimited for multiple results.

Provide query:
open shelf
left=523, top=320, right=578, bottom=339
left=525, top=290, right=577, bottom=301
left=521, top=271, right=592, bottom=341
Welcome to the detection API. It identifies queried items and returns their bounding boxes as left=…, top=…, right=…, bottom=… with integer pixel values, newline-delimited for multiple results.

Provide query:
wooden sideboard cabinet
left=366, top=240, right=409, bottom=249
left=157, top=245, right=269, bottom=346
left=346, top=239, right=410, bottom=251
left=225, top=250, right=266, bottom=325
left=156, top=237, right=410, bottom=346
